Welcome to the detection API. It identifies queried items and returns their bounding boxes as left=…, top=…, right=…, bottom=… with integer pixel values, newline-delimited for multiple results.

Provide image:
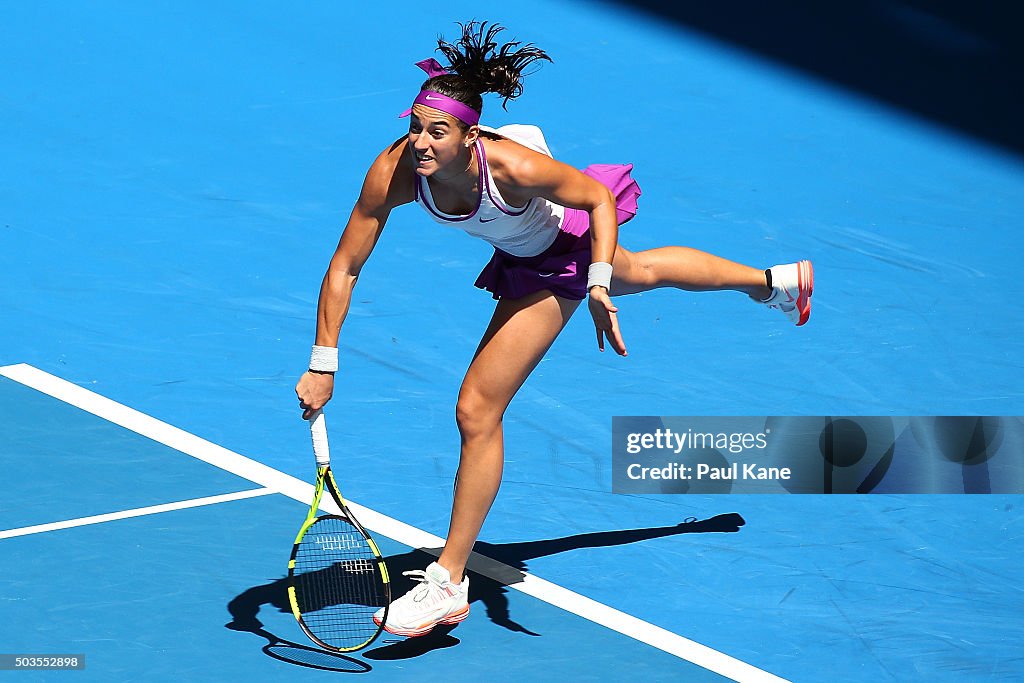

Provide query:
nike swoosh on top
left=479, top=217, right=499, bottom=223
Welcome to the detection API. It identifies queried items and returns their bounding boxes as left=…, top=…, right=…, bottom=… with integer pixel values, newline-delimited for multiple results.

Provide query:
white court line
left=0, top=489, right=274, bottom=539
left=0, top=363, right=790, bottom=683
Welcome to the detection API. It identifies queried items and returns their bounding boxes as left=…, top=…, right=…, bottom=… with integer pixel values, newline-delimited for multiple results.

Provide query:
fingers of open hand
left=603, top=311, right=627, bottom=356
left=589, top=295, right=627, bottom=356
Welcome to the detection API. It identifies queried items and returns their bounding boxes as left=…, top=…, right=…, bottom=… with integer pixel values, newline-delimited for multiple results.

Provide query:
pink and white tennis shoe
left=373, top=562, right=469, bottom=637
left=764, top=260, right=814, bottom=326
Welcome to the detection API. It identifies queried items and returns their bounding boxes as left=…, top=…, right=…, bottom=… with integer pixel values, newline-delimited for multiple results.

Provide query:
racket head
left=287, top=510, right=390, bottom=652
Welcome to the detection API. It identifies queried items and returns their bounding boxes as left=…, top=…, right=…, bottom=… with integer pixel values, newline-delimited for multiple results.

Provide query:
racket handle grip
left=309, top=408, right=331, bottom=467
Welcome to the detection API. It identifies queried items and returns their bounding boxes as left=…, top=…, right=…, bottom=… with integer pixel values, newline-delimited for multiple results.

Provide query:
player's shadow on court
left=224, top=513, right=744, bottom=662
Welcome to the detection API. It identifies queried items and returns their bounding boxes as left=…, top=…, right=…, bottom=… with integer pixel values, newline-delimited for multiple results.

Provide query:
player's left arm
left=499, top=148, right=626, bottom=356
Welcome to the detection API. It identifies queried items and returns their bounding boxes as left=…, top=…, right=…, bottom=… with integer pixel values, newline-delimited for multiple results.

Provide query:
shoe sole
left=373, top=604, right=470, bottom=638
left=796, top=260, right=813, bottom=326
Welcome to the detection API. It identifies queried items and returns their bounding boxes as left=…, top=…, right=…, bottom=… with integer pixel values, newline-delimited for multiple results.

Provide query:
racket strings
left=292, top=516, right=387, bottom=649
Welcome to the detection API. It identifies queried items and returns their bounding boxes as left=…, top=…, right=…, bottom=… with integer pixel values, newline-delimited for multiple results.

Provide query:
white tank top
left=414, top=124, right=566, bottom=257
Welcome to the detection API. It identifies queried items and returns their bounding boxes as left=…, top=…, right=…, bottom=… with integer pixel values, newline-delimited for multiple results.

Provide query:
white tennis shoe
left=373, top=562, right=469, bottom=637
left=763, top=260, right=814, bottom=326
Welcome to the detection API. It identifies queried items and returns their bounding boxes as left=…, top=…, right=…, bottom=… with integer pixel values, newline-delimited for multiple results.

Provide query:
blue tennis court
left=2, top=2, right=1023, bottom=681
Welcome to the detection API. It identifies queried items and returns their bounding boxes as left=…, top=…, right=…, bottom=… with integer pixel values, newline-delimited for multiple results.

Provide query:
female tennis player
left=295, top=21, right=812, bottom=637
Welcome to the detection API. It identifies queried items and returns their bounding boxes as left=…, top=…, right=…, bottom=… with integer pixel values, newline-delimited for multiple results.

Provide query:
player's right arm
left=296, top=139, right=414, bottom=418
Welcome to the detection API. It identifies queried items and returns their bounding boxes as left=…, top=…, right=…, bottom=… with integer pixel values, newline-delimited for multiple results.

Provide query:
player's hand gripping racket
left=287, top=409, right=390, bottom=652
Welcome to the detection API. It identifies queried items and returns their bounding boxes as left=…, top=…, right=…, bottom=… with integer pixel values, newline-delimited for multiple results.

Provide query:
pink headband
left=397, top=58, right=481, bottom=127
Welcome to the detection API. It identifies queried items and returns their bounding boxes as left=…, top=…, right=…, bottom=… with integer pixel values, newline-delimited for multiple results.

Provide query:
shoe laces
left=398, top=569, right=447, bottom=606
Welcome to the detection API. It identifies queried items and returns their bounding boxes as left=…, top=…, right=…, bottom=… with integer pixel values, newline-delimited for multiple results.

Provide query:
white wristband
left=587, top=261, right=613, bottom=291
left=309, top=345, right=338, bottom=373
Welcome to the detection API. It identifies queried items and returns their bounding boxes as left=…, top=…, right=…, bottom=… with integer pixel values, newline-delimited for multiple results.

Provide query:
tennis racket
left=287, top=408, right=390, bottom=652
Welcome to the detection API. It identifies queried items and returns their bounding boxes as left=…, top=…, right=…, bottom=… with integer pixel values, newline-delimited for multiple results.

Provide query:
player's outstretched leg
left=610, top=246, right=813, bottom=326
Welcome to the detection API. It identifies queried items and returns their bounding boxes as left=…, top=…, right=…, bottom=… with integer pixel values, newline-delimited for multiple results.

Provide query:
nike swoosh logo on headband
left=424, top=95, right=444, bottom=101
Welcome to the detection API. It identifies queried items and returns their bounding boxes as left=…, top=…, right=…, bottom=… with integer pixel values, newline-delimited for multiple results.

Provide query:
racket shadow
left=224, top=624, right=371, bottom=673
left=226, top=513, right=745, bottom=661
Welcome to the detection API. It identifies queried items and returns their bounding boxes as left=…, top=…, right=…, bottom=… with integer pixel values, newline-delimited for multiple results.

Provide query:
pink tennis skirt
left=474, top=163, right=641, bottom=301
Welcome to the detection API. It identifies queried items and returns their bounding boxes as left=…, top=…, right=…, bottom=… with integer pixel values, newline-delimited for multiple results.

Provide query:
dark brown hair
left=424, top=21, right=552, bottom=126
